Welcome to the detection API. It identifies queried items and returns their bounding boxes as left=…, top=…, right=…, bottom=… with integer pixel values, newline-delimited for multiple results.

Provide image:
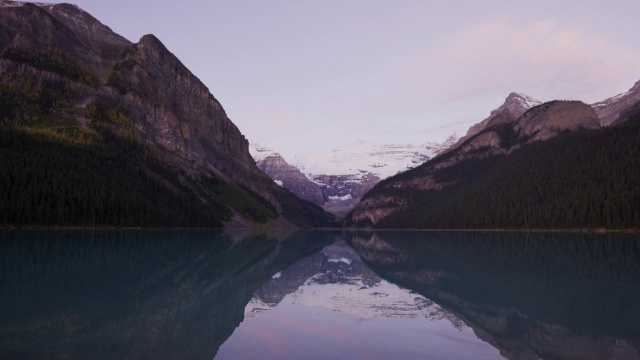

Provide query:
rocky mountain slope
left=460, top=92, right=541, bottom=141
left=250, top=135, right=458, bottom=218
left=591, top=80, right=640, bottom=126
left=250, top=143, right=326, bottom=205
left=438, top=100, right=599, bottom=166
left=0, top=1, right=334, bottom=228
left=346, top=88, right=640, bottom=229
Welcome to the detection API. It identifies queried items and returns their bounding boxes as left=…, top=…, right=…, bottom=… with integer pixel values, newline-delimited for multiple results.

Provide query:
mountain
left=347, top=90, right=639, bottom=229
left=0, top=1, right=334, bottom=228
left=460, top=92, right=542, bottom=141
left=249, top=143, right=326, bottom=205
left=292, top=136, right=460, bottom=182
left=591, top=80, right=640, bottom=126
left=249, top=136, right=459, bottom=218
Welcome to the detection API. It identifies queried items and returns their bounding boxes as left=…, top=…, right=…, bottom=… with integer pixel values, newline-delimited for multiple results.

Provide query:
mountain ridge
left=347, top=87, right=638, bottom=229
left=591, top=80, right=640, bottom=126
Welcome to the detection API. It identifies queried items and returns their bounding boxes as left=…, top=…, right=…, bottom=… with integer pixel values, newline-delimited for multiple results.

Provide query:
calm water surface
left=0, top=230, right=638, bottom=359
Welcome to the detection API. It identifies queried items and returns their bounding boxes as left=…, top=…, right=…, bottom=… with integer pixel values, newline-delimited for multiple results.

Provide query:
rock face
left=0, top=1, right=333, bottom=227
left=465, top=92, right=542, bottom=139
left=438, top=100, right=599, bottom=165
left=591, top=80, right=640, bottom=126
left=250, top=143, right=326, bottom=205
left=108, top=34, right=267, bottom=192
left=445, top=92, right=541, bottom=155
left=349, top=94, right=601, bottom=227
left=0, top=2, right=130, bottom=79
left=516, top=101, right=600, bottom=140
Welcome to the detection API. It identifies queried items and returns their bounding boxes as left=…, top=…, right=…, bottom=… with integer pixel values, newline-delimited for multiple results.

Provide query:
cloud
left=379, top=19, right=640, bottom=111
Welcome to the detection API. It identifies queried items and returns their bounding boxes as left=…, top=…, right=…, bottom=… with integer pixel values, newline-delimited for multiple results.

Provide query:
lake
left=1, top=230, right=639, bottom=359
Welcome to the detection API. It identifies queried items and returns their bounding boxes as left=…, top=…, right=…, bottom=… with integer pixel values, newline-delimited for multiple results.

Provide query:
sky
left=65, top=0, right=640, bottom=159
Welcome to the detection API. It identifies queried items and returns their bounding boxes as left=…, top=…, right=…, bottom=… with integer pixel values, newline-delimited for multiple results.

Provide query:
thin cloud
left=379, top=19, right=640, bottom=111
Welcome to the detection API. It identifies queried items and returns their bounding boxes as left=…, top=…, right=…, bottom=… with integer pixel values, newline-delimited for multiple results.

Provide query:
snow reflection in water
left=215, top=239, right=503, bottom=360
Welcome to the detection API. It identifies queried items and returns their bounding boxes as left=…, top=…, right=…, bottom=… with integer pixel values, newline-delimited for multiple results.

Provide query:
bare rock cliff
left=0, top=2, right=130, bottom=79
left=109, top=35, right=269, bottom=190
left=515, top=100, right=600, bottom=141
left=591, top=80, right=640, bottom=126
left=444, top=92, right=540, bottom=156
left=255, top=155, right=327, bottom=205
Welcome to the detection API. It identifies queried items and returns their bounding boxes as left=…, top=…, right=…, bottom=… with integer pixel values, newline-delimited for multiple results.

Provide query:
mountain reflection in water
left=348, top=231, right=640, bottom=360
left=216, top=238, right=499, bottom=360
left=0, top=230, right=638, bottom=360
left=0, top=230, right=333, bottom=359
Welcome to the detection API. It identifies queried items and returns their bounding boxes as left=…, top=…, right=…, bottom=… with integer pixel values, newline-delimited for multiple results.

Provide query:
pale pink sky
left=68, top=0, right=640, bottom=158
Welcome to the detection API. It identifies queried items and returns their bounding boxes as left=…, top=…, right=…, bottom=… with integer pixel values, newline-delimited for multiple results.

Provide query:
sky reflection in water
left=0, top=230, right=638, bottom=360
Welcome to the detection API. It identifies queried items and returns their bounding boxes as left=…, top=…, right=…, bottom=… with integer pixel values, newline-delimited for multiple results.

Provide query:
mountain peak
left=1, top=2, right=86, bottom=16
left=139, top=33, right=163, bottom=46
left=450, top=92, right=542, bottom=147
left=590, top=78, right=640, bottom=126
left=496, top=92, right=542, bottom=116
left=442, top=132, right=460, bottom=145
left=249, top=142, right=281, bottom=162
left=0, top=1, right=49, bottom=8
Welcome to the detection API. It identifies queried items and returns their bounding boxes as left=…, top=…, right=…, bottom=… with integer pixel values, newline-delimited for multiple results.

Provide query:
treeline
left=365, top=113, right=640, bottom=229
left=0, top=47, right=336, bottom=229
left=0, top=126, right=236, bottom=227
left=272, top=186, right=336, bottom=228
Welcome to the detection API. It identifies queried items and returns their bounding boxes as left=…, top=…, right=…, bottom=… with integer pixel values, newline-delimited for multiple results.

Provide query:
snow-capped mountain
left=473, top=92, right=541, bottom=133
left=249, top=142, right=327, bottom=205
left=295, top=135, right=459, bottom=217
left=591, top=80, right=640, bottom=126
left=442, top=92, right=541, bottom=157
left=243, top=239, right=466, bottom=328
left=248, top=142, right=281, bottom=163
left=250, top=135, right=459, bottom=217
left=293, top=134, right=460, bottom=181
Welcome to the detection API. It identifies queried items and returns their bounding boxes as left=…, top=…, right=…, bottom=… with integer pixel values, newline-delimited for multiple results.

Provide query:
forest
left=0, top=69, right=284, bottom=228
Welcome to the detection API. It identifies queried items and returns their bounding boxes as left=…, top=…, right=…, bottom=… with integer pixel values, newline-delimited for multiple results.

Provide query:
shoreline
left=0, top=226, right=637, bottom=233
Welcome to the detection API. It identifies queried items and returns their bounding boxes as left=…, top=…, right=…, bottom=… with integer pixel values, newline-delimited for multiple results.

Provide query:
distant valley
left=250, top=135, right=459, bottom=218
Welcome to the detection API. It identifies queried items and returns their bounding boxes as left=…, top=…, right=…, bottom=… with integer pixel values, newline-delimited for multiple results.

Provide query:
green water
left=1, top=230, right=638, bottom=359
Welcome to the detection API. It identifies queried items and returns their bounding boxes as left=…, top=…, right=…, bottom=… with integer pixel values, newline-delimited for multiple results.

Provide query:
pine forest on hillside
left=353, top=113, right=640, bottom=230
